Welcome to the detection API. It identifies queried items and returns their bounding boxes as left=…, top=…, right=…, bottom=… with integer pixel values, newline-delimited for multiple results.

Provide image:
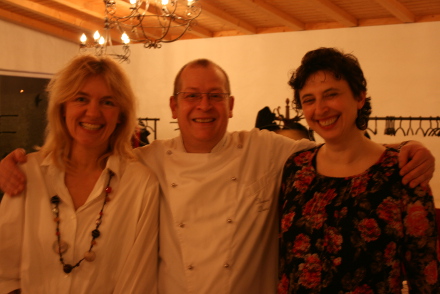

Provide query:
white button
left=227, top=218, right=233, bottom=223
left=188, top=265, right=193, bottom=270
left=231, top=177, right=237, bottom=181
left=171, top=183, right=177, bottom=188
left=167, top=150, right=172, bottom=155
left=224, top=263, right=230, bottom=268
left=179, top=223, right=185, bottom=228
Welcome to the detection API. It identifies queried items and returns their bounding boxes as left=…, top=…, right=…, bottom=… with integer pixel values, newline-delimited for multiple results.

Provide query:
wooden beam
left=0, top=6, right=79, bottom=43
left=201, top=1, right=257, bottom=35
left=241, top=0, right=305, bottom=31
left=373, top=0, right=415, bottom=23
left=309, top=0, right=358, bottom=27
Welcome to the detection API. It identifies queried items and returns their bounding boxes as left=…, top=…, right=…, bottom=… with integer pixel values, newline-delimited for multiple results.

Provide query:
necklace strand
left=50, top=169, right=114, bottom=274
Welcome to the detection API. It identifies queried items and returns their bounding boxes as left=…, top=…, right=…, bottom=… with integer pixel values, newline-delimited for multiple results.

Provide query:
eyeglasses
left=175, top=92, right=230, bottom=103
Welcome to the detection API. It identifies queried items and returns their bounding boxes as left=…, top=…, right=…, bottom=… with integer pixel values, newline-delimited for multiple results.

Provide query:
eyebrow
left=75, top=91, right=114, bottom=99
left=182, top=87, right=224, bottom=92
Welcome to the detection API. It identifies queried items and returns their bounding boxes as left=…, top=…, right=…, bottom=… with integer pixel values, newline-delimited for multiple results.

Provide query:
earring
left=355, top=108, right=369, bottom=131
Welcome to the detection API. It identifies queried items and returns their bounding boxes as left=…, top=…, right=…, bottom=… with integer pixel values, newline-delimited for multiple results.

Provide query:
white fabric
left=135, top=128, right=316, bottom=294
left=0, top=152, right=159, bottom=294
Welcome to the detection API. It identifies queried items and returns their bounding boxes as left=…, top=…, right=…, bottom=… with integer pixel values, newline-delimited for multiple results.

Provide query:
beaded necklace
left=50, top=169, right=114, bottom=274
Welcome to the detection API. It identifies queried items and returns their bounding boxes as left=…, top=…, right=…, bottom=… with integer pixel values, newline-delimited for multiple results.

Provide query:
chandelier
left=80, top=0, right=202, bottom=62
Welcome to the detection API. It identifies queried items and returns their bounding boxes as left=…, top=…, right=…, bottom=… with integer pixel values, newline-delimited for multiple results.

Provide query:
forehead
left=179, top=65, right=228, bottom=91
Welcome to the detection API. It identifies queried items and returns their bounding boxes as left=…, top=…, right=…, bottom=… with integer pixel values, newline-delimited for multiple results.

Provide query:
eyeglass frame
left=174, top=92, right=231, bottom=103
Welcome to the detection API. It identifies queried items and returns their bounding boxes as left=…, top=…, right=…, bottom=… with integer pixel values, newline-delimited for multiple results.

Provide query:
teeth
left=81, top=122, right=102, bottom=130
left=194, top=118, right=214, bottom=123
left=319, top=117, right=337, bottom=126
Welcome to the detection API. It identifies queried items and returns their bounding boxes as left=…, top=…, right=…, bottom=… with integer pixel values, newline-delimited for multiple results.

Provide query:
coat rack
left=132, top=117, right=160, bottom=147
left=368, top=116, right=440, bottom=137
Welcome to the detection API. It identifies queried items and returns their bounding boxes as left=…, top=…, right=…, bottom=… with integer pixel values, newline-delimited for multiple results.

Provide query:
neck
left=68, top=144, right=108, bottom=172
left=316, top=132, right=385, bottom=177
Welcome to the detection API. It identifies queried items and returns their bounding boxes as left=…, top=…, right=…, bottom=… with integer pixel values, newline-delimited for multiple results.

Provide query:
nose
left=196, top=94, right=213, bottom=110
left=85, top=100, right=101, bottom=117
left=315, top=97, right=328, bottom=115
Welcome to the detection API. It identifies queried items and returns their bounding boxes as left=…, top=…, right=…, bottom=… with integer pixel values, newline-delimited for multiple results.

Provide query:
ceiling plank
left=309, top=0, right=358, bottom=27
left=373, top=0, right=415, bottom=23
left=200, top=1, right=257, bottom=35
left=146, top=2, right=213, bottom=38
left=0, top=6, right=80, bottom=43
left=240, top=0, right=305, bottom=31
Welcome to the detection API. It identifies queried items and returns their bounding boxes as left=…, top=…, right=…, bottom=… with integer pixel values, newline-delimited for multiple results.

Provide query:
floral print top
left=278, top=146, right=439, bottom=294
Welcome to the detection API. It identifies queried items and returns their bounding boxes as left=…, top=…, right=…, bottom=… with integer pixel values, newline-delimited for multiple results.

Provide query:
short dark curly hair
left=288, top=47, right=371, bottom=130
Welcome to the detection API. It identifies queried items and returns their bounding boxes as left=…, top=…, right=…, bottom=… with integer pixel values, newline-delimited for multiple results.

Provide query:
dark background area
left=0, top=75, right=49, bottom=200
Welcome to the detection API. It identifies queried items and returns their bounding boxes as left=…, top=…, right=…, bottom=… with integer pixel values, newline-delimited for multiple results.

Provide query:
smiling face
left=64, top=75, right=121, bottom=154
left=170, top=64, right=234, bottom=153
left=299, top=70, right=365, bottom=143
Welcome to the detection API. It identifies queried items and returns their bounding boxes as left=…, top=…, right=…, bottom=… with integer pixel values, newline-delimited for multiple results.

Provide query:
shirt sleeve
left=0, top=191, right=25, bottom=294
left=401, top=184, right=439, bottom=292
left=113, top=171, right=159, bottom=294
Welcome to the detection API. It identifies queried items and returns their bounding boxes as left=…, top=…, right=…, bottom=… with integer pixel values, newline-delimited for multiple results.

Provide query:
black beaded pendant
left=51, top=170, right=114, bottom=274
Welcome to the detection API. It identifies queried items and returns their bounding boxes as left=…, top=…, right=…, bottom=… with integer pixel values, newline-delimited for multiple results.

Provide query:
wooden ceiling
left=0, top=0, right=439, bottom=46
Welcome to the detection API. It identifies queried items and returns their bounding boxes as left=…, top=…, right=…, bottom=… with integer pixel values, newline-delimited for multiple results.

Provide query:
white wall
left=122, top=21, right=440, bottom=204
left=1, top=18, right=439, bottom=204
left=0, top=20, right=77, bottom=78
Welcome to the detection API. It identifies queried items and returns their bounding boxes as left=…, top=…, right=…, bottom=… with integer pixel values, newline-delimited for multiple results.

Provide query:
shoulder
left=231, top=128, right=316, bottom=152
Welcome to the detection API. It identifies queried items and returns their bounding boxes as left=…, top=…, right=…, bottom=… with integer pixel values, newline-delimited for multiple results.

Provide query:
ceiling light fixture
left=80, top=0, right=201, bottom=62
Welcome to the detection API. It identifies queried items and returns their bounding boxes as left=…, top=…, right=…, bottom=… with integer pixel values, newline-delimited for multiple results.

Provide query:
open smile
left=80, top=122, right=103, bottom=131
left=193, top=118, right=215, bottom=123
left=318, top=116, right=338, bottom=127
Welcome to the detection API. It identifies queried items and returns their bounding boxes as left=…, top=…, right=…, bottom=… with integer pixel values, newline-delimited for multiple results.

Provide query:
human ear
left=170, top=96, right=178, bottom=119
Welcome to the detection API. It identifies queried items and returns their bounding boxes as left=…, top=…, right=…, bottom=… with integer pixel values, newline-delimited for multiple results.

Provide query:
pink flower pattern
left=279, top=147, right=439, bottom=293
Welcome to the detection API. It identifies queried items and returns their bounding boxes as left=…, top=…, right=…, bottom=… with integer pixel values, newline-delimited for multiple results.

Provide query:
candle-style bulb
left=121, top=32, right=130, bottom=44
left=93, top=31, right=101, bottom=41
left=80, top=33, right=87, bottom=44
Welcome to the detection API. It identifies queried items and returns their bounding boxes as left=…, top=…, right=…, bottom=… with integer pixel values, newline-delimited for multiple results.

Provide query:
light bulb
left=93, top=31, right=101, bottom=41
left=121, top=32, right=130, bottom=44
left=130, top=0, right=137, bottom=4
left=162, top=0, right=169, bottom=5
left=98, top=36, right=105, bottom=45
left=80, top=33, right=87, bottom=44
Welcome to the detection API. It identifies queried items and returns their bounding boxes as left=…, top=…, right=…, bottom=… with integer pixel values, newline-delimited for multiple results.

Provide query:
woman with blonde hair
left=0, top=54, right=159, bottom=294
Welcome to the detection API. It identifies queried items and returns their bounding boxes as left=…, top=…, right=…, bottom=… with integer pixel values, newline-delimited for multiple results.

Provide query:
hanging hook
left=395, top=117, right=405, bottom=136
left=367, top=117, right=377, bottom=135
left=406, top=118, right=414, bottom=136
left=415, top=117, right=424, bottom=136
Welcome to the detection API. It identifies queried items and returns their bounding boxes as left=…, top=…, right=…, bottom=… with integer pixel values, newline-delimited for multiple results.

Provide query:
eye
left=73, top=96, right=87, bottom=103
left=102, top=99, right=116, bottom=106
left=325, top=91, right=338, bottom=98
left=301, top=97, right=315, bottom=105
left=209, top=93, right=225, bottom=101
left=185, top=93, right=200, bottom=99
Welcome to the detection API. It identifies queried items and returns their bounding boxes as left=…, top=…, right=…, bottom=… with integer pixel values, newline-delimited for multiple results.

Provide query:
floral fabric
left=279, top=146, right=439, bottom=294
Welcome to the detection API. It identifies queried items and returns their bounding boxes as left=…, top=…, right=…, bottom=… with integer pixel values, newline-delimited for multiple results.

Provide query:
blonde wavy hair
left=39, top=54, right=138, bottom=168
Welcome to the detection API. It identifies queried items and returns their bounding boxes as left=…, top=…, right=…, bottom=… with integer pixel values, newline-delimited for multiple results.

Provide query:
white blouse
left=0, top=153, right=159, bottom=294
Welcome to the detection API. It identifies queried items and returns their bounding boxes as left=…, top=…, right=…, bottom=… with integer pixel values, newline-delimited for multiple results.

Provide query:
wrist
left=398, top=140, right=411, bottom=152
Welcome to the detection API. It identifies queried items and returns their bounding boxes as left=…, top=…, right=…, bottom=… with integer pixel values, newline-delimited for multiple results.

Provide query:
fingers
left=400, top=157, right=435, bottom=188
left=13, top=148, right=27, bottom=163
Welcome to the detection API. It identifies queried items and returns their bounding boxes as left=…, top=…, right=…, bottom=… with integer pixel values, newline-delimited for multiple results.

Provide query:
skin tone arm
left=0, top=141, right=436, bottom=196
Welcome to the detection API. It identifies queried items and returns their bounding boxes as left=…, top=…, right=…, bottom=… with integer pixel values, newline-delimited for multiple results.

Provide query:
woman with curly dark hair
left=278, top=47, right=439, bottom=293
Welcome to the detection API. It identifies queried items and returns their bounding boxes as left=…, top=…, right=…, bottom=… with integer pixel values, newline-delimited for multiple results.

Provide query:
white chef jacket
left=0, top=152, right=159, bottom=294
left=135, top=128, right=315, bottom=294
